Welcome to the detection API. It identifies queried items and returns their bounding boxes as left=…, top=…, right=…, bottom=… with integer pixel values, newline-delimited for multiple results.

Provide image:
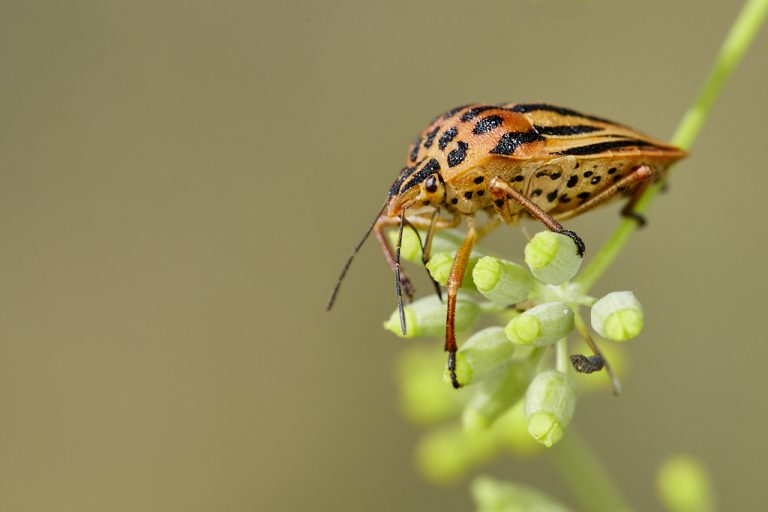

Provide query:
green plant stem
left=549, top=430, right=631, bottom=512
left=555, top=338, right=568, bottom=373
left=575, top=0, right=768, bottom=293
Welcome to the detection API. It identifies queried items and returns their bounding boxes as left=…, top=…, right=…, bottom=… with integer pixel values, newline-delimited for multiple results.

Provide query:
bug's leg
left=489, top=177, right=585, bottom=257
left=389, top=210, right=462, bottom=301
left=551, top=165, right=654, bottom=226
left=619, top=167, right=657, bottom=227
left=418, top=210, right=443, bottom=300
left=445, top=216, right=478, bottom=389
left=373, top=215, right=416, bottom=303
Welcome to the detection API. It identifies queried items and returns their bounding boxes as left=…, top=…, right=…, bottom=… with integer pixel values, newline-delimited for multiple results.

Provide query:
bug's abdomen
left=522, top=156, right=666, bottom=214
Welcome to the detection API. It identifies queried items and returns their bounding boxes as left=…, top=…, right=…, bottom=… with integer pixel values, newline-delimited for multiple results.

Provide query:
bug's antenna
left=395, top=208, right=407, bottom=335
left=326, top=203, right=387, bottom=311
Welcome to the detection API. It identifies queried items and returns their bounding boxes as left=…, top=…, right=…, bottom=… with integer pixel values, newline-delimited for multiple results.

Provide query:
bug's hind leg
left=551, top=164, right=654, bottom=227
left=489, top=177, right=585, bottom=257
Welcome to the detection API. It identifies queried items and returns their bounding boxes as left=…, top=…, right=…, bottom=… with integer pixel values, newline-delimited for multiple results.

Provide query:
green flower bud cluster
left=472, top=475, right=570, bottom=512
left=382, top=228, right=648, bottom=480
left=383, top=294, right=480, bottom=338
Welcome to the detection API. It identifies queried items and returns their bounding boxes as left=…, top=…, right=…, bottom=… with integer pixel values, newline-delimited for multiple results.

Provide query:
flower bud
left=450, top=327, right=516, bottom=386
left=387, top=230, right=464, bottom=263
left=656, top=455, right=715, bottom=512
left=416, top=426, right=497, bottom=484
left=426, top=252, right=478, bottom=290
left=524, top=370, right=576, bottom=447
left=591, top=291, right=644, bottom=342
left=383, top=294, right=479, bottom=338
left=387, top=227, right=422, bottom=263
left=504, top=302, right=574, bottom=346
left=463, top=361, right=534, bottom=433
left=472, top=256, right=534, bottom=305
left=490, top=402, right=541, bottom=456
left=524, top=231, right=582, bottom=285
left=471, top=476, right=570, bottom=512
left=397, top=346, right=463, bottom=424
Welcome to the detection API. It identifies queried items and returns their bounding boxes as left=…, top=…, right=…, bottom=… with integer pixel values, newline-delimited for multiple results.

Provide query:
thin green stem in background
left=554, top=1, right=768, bottom=509
left=549, top=430, right=631, bottom=512
left=574, top=0, right=768, bottom=292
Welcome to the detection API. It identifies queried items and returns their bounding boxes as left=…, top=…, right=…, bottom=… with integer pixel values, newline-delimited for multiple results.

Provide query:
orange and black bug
left=327, top=103, right=686, bottom=388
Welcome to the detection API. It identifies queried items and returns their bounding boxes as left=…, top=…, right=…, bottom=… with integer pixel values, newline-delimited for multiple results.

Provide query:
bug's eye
left=425, top=175, right=438, bottom=193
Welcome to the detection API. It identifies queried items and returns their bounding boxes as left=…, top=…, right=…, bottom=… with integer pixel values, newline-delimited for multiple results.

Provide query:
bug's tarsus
left=326, top=203, right=387, bottom=311
left=621, top=210, right=647, bottom=228
left=558, top=229, right=586, bottom=257
left=447, top=351, right=461, bottom=389
left=395, top=209, right=407, bottom=335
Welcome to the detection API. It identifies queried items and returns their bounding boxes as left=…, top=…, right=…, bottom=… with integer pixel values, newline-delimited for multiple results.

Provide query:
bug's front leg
left=445, top=215, right=478, bottom=389
left=373, top=216, right=416, bottom=302
left=374, top=211, right=462, bottom=303
left=488, top=177, right=585, bottom=257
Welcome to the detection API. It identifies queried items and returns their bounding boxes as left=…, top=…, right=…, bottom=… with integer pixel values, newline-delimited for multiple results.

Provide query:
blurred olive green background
left=0, top=1, right=766, bottom=510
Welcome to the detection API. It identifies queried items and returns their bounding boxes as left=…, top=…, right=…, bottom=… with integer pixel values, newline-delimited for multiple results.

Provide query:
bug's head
left=387, top=171, right=446, bottom=217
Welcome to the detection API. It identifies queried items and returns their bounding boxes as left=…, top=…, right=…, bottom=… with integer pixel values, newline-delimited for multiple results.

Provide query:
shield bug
left=327, top=103, right=686, bottom=388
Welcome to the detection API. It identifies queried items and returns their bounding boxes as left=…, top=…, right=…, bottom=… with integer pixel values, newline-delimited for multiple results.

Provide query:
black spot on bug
left=533, top=124, right=603, bottom=136
left=590, top=176, right=601, bottom=185
left=464, top=191, right=473, bottom=200
left=574, top=162, right=580, bottom=169
left=547, top=190, right=558, bottom=202
left=514, top=175, right=524, bottom=182
left=461, top=106, right=496, bottom=122
left=401, top=159, right=441, bottom=193
left=494, top=199, right=504, bottom=208
left=451, top=198, right=458, bottom=205
left=532, top=189, right=542, bottom=197
left=409, top=138, right=421, bottom=162
left=608, top=167, right=618, bottom=174
left=577, top=192, right=591, bottom=200
left=509, top=103, right=625, bottom=127
left=566, top=175, right=578, bottom=188
left=613, top=175, right=623, bottom=182
left=583, top=171, right=593, bottom=177
left=559, top=194, right=571, bottom=203
left=474, top=176, right=484, bottom=184
left=442, top=104, right=471, bottom=120
left=489, top=131, right=544, bottom=155
left=438, top=127, right=458, bottom=150
left=473, top=115, right=503, bottom=135
left=423, top=127, right=439, bottom=148
left=536, top=171, right=548, bottom=178
left=553, top=140, right=661, bottom=156
left=447, top=141, right=469, bottom=167
left=476, top=190, right=485, bottom=196
left=550, top=172, right=561, bottom=180
left=389, top=159, right=424, bottom=197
